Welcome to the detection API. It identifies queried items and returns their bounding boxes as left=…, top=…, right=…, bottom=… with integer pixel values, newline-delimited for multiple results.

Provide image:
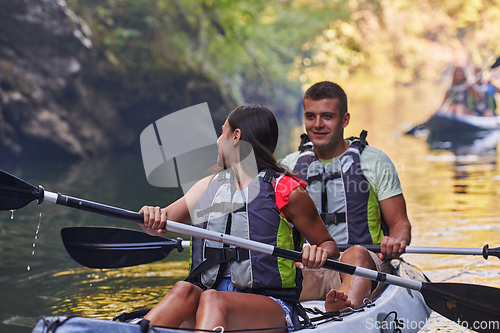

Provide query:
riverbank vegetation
left=2, top=0, right=499, bottom=159
left=68, top=0, right=500, bottom=103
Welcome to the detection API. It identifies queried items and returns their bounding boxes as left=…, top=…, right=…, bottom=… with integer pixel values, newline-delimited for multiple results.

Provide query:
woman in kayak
left=139, top=104, right=339, bottom=332
left=443, top=66, right=480, bottom=115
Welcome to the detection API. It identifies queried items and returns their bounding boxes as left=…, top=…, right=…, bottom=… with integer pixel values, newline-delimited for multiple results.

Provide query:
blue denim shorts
left=214, top=278, right=297, bottom=331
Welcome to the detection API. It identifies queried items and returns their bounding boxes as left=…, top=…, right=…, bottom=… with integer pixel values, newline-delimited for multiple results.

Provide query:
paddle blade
left=61, top=227, right=180, bottom=269
left=421, top=282, right=500, bottom=332
left=492, top=57, right=500, bottom=69
left=0, top=170, right=42, bottom=210
left=405, top=122, right=427, bottom=135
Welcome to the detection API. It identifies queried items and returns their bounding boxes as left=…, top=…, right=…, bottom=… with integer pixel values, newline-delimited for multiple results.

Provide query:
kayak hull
left=426, top=111, right=500, bottom=134
left=301, top=259, right=431, bottom=332
left=31, top=259, right=431, bottom=333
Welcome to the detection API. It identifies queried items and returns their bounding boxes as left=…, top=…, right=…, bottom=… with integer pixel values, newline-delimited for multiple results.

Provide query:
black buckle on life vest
left=263, top=168, right=276, bottom=183
left=347, top=130, right=368, bottom=153
left=322, top=212, right=346, bottom=226
left=306, top=174, right=322, bottom=185
left=185, top=247, right=250, bottom=283
left=298, top=133, right=312, bottom=152
left=205, top=247, right=250, bottom=263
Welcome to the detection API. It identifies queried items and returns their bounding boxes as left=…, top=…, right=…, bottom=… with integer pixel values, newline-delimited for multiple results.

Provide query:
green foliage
left=67, top=0, right=500, bottom=112
left=67, top=0, right=347, bottom=111
left=298, top=0, right=500, bottom=86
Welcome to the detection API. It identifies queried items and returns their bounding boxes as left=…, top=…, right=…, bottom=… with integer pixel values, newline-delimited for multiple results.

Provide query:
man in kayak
left=471, top=67, right=500, bottom=117
left=281, top=81, right=411, bottom=312
left=140, top=105, right=338, bottom=332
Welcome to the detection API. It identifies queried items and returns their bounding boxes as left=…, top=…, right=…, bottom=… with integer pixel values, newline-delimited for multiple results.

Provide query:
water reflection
left=50, top=261, right=189, bottom=319
left=405, top=129, right=500, bottom=291
left=427, top=130, right=500, bottom=190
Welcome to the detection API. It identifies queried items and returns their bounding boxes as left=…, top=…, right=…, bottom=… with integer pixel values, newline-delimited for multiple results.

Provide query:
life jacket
left=293, top=131, right=388, bottom=245
left=187, top=168, right=303, bottom=302
left=448, top=83, right=474, bottom=110
left=473, top=83, right=497, bottom=115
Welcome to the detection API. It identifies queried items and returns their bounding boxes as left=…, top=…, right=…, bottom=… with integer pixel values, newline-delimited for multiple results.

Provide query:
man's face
left=303, top=98, right=349, bottom=153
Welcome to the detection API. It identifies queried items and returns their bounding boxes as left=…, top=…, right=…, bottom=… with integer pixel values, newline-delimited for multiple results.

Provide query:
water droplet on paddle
left=10, top=210, right=15, bottom=219
left=27, top=266, right=30, bottom=271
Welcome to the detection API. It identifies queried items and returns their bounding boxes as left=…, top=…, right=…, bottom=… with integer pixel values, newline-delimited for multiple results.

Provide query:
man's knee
left=340, top=245, right=376, bottom=269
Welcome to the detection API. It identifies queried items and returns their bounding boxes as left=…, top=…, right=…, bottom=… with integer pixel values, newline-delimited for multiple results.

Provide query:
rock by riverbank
left=0, top=0, right=227, bottom=161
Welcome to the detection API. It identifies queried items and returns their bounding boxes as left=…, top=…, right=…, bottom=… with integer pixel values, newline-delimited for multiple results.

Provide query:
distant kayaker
left=139, top=104, right=338, bottom=332
left=281, top=81, right=412, bottom=312
left=442, top=66, right=480, bottom=115
left=471, top=67, right=499, bottom=117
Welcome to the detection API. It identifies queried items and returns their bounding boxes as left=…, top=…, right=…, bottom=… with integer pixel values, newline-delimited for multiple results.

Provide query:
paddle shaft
left=34, top=190, right=423, bottom=290
left=337, top=244, right=498, bottom=259
left=43, top=190, right=144, bottom=221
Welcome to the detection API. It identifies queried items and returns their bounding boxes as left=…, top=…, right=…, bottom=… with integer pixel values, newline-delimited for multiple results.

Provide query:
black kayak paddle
left=61, top=226, right=190, bottom=268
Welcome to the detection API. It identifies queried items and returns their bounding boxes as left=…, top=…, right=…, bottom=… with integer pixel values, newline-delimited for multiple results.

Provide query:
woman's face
left=217, top=119, right=237, bottom=168
left=453, top=68, right=466, bottom=84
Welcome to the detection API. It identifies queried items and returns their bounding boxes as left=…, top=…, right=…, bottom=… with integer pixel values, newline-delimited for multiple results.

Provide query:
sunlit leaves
left=297, top=0, right=500, bottom=86
left=66, top=0, right=349, bottom=108
left=65, top=0, right=500, bottom=107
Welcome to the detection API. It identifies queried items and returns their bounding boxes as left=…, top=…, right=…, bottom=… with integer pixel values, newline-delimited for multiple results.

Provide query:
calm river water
left=1, top=84, right=499, bottom=333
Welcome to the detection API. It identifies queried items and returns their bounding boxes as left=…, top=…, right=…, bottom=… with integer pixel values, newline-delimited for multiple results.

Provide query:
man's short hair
left=304, top=81, right=348, bottom=116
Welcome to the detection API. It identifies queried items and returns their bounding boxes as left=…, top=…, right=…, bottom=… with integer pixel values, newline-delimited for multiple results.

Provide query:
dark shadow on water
left=427, top=130, right=500, bottom=191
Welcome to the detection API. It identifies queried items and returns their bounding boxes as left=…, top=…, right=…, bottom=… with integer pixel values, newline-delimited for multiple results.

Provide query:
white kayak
left=300, top=259, right=431, bottom=333
left=31, top=259, right=431, bottom=333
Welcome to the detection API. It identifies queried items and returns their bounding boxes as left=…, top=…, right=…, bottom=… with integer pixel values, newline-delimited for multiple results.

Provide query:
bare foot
left=324, top=289, right=352, bottom=312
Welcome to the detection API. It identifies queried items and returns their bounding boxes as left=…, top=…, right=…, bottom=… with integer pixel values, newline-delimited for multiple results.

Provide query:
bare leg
left=196, top=290, right=288, bottom=333
left=448, top=104, right=459, bottom=115
left=144, top=281, right=203, bottom=328
left=325, top=245, right=376, bottom=312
